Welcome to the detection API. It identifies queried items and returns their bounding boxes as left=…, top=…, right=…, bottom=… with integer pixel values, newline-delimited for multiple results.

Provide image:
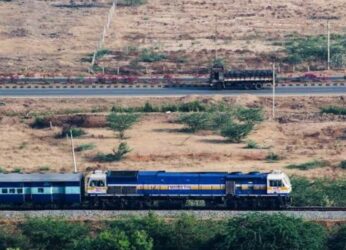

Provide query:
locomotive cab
left=266, top=171, right=292, bottom=195
left=85, top=170, right=107, bottom=195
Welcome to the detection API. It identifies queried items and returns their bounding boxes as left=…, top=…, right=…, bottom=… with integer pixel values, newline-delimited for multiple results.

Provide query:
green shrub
left=160, top=103, right=179, bottom=112
left=328, top=225, right=346, bottom=250
left=107, top=113, right=140, bottom=139
left=31, top=116, right=47, bottom=129
left=38, top=165, right=50, bottom=171
left=75, top=143, right=96, bottom=152
left=12, top=167, right=22, bottom=173
left=210, top=112, right=232, bottom=130
left=122, top=0, right=147, bottom=6
left=142, top=102, right=159, bottom=112
left=178, top=101, right=206, bottom=112
left=0, top=166, right=4, bottom=173
left=244, top=140, right=259, bottom=149
left=208, top=213, right=327, bottom=250
left=139, top=48, right=166, bottom=62
left=178, top=113, right=211, bottom=132
left=21, top=218, right=88, bottom=250
left=284, top=34, right=346, bottom=65
left=265, top=152, right=280, bottom=162
left=57, top=127, right=86, bottom=138
left=339, top=160, right=346, bottom=169
left=320, top=106, right=346, bottom=115
left=290, top=177, right=346, bottom=206
left=95, top=142, right=132, bottom=162
left=286, top=160, right=327, bottom=170
left=220, top=122, right=254, bottom=142
left=234, top=107, right=264, bottom=123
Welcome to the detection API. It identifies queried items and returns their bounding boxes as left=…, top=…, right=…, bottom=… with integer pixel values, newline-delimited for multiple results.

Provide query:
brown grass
left=0, top=95, right=345, bottom=179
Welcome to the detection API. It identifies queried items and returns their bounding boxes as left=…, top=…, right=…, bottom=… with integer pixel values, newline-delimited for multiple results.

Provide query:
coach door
left=225, top=180, right=236, bottom=195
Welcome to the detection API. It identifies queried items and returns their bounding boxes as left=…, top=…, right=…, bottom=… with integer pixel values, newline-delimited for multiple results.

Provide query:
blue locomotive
left=0, top=170, right=292, bottom=209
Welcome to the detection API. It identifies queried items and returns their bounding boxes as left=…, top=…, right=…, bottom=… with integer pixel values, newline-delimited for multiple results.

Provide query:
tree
left=208, top=214, right=327, bottom=250
left=107, top=113, right=139, bottom=139
left=220, top=122, right=254, bottom=142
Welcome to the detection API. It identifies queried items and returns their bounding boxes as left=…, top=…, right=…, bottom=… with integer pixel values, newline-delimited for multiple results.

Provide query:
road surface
left=0, top=86, right=345, bottom=97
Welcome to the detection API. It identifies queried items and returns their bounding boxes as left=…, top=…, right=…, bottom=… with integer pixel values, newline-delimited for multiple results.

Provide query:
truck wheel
left=252, top=83, right=263, bottom=90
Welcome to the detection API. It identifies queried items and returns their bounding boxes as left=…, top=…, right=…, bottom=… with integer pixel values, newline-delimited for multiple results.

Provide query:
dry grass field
left=0, top=95, right=345, bottom=179
left=0, top=0, right=345, bottom=74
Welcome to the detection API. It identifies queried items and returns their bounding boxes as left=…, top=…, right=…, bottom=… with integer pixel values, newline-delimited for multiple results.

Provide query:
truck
left=209, top=65, right=274, bottom=90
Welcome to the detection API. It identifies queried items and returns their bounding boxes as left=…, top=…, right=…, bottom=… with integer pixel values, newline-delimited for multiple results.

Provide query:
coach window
left=9, top=188, right=15, bottom=194
left=17, top=188, right=23, bottom=194
left=90, top=180, right=105, bottom=187
left=269, top=180, right=283, bottom=187
left=38, top=188, right=44, bottom=193
left=2, top=188, right=7, bottom=194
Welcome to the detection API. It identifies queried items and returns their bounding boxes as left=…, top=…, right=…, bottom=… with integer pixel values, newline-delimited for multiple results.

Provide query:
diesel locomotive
left=0, top=170, right=291, bottom=209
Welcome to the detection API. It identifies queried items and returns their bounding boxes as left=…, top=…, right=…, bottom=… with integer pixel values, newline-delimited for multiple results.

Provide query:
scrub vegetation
left=0, top=214, right=344, bottom=250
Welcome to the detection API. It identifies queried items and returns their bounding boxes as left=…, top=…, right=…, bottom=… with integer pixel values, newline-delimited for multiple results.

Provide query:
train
left=0, top=170, right=292, bottom=209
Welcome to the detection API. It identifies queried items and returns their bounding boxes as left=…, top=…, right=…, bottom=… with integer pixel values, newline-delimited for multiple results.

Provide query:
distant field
left=0, top=0, right=345, bottom=75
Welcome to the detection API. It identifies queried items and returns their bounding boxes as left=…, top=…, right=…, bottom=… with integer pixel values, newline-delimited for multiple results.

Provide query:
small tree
left=107, top=113, right=139, bottom=139
left=178, top=113, right=211, bottom=132
left=220, top=122, right=254, bottom=142
left=113, top=142, right=132, bottom=161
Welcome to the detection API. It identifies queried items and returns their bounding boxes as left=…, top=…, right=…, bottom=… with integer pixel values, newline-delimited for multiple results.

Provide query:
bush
left=57, top=127, right=86, bottom=138
left=210, top=112, right=232, bottom=130
left=220, top=122, right=254, bottom=142
left=290, top=177, right=346, bottom=206
left=286, top=160, right=326, bottom=170
left=178, top=101, right=206, bottom=112
left=244, top=140, right=259, bottom=149
left=0, top=166, right=4, bottom=173
left=142, top=102, right=159, bottom=112
left=107, top=113, right=140, bottom=139
left=31, top=116, right=47, bottom=129
left=21, top=218, right=88, bottom=250
left=208, top=213, right=327, bottom=250
left=77, top=229, right=153, bottom=250
left=320, top=106, right=346, bottom=115
left=75, top=143, right=96, bottom=152
left=0, top=227, right=28, bottom=250
left=265, top=152, right=280, bottom=162
left=339, top=160, right=346, bottom=169
left=38, top=165, right=50, bottom=171
left=139, top=48, right=166, bottom=62
left=122, top=0, right=147, bottom=6
left=95, top=142, right=132, bottom=162
left=178, top=113, right=211, bottom=132
left=12, top=167, right=22, bottom=173
left=328, top=225, right=346, bottom=250
left=234, top=107, right=264, bottom=123
left=108, top=213, right=224, bottom=250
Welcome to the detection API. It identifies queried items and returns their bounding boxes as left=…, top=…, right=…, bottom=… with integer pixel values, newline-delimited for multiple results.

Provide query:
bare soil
left=0, top=95, right=345, bottom=179
left=0, top=0, right=345, bottom=75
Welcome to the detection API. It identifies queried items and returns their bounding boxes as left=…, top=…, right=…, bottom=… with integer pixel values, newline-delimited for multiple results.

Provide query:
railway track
left=0, top=208, right=345, bottom=221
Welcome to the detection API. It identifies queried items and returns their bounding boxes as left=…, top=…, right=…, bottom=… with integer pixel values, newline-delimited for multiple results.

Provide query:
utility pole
left=327, top=20, right=331, bottom=70
left=272, top=63, right=276, bottom=120
left=70, top=130, right=78, bottom=173
left=90, top=0, right=118, bottom=72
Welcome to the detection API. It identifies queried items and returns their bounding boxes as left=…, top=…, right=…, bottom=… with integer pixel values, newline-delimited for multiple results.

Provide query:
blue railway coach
left=0, top=173, right=83, bottom=205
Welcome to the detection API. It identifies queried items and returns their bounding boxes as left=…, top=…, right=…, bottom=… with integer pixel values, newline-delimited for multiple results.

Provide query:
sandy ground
left=0, top=0, right=345, bottom=74
left=0, top=95, right=345, bottom=179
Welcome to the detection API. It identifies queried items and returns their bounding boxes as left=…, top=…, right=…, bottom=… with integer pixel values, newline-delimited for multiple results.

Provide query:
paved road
left=0, top=86, right=345, bottom=97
